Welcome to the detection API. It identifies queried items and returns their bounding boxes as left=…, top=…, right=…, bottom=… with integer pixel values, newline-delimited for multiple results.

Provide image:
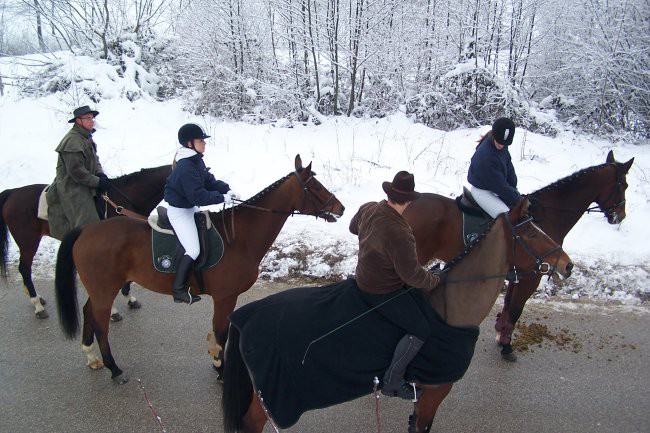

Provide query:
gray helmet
left=178, top=123, right=210, bottom=146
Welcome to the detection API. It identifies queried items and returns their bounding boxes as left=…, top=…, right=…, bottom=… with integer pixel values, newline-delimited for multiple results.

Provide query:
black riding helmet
left=178, top=123, right=211, bottom=146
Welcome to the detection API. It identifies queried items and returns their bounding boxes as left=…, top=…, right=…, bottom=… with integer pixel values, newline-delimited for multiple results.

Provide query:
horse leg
left=210, top=295, right=238, bottom=377
left=410, top=383, right=454, bottom=433
left=81, top=300, right=104, bottom=370
left=120, top=282, right=142, bottom=309
left=17, top=239, right=47, bottom=319
left=90, top=303, right=127, bottom=384
left=496, top=278, right=538, bottom=362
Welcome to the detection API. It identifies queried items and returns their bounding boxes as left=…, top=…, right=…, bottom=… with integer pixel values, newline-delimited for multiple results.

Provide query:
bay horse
left=404, top=150, right=634, bottom=361
left=54, top=155, right=345, bottom=384
left=0, top=164, right=171, bottom=319
left=221, top=199, right=573, bottom=433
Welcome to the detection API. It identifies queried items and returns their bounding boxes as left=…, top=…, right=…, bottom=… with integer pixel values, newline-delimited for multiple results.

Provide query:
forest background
left=1, top=0, right=648, bottom=140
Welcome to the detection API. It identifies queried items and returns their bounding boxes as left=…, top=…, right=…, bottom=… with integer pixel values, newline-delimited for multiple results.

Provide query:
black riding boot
left=172, top=255, right=201, bottom=304
left=381, top=334, right=424, bottom=400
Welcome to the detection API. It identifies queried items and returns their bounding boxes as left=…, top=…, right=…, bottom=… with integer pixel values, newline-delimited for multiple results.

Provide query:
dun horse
left=221, top=199, right=573, bottom=433
left=0, top=165, right=171, bottom=318
left=54, top=155, right=345, bottom=384
left=404, top=150, right=633, bottom=360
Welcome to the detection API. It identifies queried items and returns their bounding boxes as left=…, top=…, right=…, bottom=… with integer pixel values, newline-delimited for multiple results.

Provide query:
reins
left=217, top=171, right=337, bottom=245
left=101, top=193, right=148, bottom=221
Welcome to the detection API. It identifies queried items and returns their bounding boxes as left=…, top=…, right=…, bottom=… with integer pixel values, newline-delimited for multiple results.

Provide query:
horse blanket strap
left=102, top=194, right=148, bottom=220
left=456, top=188, right=492, bottom=247
left=230, top=278, right=479, bottom=429
left=150, top=211, right=224, bottom=274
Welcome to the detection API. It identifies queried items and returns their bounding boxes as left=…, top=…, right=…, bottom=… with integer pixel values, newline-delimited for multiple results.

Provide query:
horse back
left=404, top=192, right=465, bottom=264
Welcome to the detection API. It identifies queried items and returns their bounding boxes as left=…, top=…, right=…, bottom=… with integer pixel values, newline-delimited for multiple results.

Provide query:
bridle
left=232, top=171, right=337, bottom=220
left=528, top=165, right=626, bottom=222
left=444, top=214, right=564, bottom=284
left=504, top=215, right=563, bottom=283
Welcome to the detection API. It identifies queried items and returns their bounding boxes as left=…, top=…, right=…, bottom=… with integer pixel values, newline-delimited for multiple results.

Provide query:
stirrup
left=173, top=290, right=201, bottom=305
left=381, top=381, right=421, bottom=401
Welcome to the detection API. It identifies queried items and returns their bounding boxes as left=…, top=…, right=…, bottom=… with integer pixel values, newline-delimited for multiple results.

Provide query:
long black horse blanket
left=229, top=278, right=479, bottom=428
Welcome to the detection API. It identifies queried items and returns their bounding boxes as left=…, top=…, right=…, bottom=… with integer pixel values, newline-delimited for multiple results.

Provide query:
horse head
left=601, top=150, right=634, bottom=224
left=506, top=198, right=573, bottom=280
left=292, top=154, right=345, bottom=222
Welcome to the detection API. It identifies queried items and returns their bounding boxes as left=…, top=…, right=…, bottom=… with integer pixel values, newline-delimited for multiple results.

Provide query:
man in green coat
left=46, top=105, right=111, bottom=239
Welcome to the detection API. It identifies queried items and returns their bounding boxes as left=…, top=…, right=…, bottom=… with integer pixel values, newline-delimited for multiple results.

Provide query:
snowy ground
left=1, top=53, right=648, bottom=305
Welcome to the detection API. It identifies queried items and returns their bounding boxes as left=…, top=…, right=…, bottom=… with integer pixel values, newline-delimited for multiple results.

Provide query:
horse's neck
left=223, top=178, right=298, bottom=263
left=432, top=218, right=509, bottom=327
left=533, top=168, right=609, bottom=241
left=114, top=167, right=169, bottom=214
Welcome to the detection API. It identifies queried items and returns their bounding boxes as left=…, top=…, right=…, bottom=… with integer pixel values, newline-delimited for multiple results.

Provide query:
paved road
left=1, top=277, right=648, bottom=433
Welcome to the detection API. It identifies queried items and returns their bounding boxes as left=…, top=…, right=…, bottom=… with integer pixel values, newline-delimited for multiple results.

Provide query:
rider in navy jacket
left=164, top=151, right=230, bottom=208
left=164, top=123, right=240, bottom=304
left=467, top=118, right=522, bottom=217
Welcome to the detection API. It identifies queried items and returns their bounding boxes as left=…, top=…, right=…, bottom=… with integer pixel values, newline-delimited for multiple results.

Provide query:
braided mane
left=528, top=163, right=612, bottom=198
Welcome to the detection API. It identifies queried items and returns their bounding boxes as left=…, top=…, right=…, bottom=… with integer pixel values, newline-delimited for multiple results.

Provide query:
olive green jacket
left=46, top=124, right=104, bottom=239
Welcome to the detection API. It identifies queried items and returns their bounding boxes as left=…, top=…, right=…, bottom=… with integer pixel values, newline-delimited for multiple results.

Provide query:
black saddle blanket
left=230, top=278, right=479, bottom=429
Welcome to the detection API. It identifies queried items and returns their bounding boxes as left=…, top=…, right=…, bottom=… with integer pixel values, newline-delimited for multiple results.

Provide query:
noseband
left=292, top=171, right=337, bottom=220
left=505, top=215, right=563, bottom=282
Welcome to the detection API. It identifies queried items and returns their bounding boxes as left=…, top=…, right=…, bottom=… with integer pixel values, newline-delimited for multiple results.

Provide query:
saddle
left=455, top=187, right=492, bottom=247
left=148, top=206, right=224, bottom=277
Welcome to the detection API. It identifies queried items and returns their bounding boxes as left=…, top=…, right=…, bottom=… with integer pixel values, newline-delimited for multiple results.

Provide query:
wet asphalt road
left=1, top=277, right=648, bottom=433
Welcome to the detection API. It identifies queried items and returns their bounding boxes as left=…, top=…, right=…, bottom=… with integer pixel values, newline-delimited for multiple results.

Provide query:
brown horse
left=404, top=150, right=633, bottom=360
left=54, top=155, right=345, bottom=384
left=0, top=164, right=171, bottom=319
left=221, top=199, right=573, bottom=433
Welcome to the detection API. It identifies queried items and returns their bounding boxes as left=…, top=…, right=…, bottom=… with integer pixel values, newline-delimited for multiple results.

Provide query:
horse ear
left=512, top=198, right=529, bottom=220
left=606, top=150, right=615, bottom=163
left=305, top=162, right=312, bottom=174
left=295, top=154, right=303, bottom=171
left=622, top=157, right=634, bottom=174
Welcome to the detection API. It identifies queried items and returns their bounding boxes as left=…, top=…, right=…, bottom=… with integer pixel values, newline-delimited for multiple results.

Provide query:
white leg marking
left=82, top=343, right=104, bottom=369
left=30, top=296, right=45, bottom=313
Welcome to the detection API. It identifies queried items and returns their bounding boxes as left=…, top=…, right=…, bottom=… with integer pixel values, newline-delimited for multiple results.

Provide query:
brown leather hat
left=382, top=171, right=420, bottom=202
left=68, top=105, right=99, bottom=123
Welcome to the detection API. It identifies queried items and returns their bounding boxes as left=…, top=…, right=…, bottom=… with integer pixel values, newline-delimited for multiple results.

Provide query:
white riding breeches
left=167, top=205, right=200, bottom=260
left=470, top=186, right=510, bottom=218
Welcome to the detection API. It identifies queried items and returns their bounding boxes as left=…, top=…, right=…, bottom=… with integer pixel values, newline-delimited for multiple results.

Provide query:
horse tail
left=55, top=226, right=83, bottom=339
left=0, top=189, right=12, bottom=278
left=222, top=326, right=253, bottom=433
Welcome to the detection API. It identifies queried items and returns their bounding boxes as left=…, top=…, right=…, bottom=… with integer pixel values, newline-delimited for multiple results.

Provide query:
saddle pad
left=37, top=186, right=49, bottom=220
left=462, top=212, right=491, bottom=247
left=151, top=225, right=224, bottom=273
left=230, top=278, right=479, bottom=429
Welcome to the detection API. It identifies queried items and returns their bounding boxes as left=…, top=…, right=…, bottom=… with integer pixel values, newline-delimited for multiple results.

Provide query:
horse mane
left=527, top=162, right=612, bottom=198
left=113, top=165, right=172, bottom=182
left=208, top=171, right=295, bottom=218
left=443, top=217, right=498, bottom=272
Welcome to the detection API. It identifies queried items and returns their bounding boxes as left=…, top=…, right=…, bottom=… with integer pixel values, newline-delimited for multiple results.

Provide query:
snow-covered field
left=1, top=53, right=648, bottom=305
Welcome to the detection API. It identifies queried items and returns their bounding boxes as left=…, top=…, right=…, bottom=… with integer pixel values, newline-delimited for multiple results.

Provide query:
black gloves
left=97, top=173, right=110, bottom=192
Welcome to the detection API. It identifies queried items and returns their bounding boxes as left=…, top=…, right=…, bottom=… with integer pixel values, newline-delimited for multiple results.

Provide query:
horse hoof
left=40, top=298, right=47, bottom=306
left=501, top=349, right=518, bottom=362
left=88, top=360, right=104, bottom=370
left=212, top=363, right=224, bottom=381
left=110, top=312, right=123, bottom=322
left=127, top=300, right=142, bottom=309
left=112, top=373, right=129, bottom=385
left=35, top=310, right=49, bottom=319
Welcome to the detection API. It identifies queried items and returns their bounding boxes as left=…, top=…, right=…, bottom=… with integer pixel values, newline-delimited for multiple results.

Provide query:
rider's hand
left=428, top=265, right=447, bottom=287
left=228, top=190, right=241, bottom=200
left=97, top=176, right=110, bottom=192
left=222, top=193, right=233, bottom=205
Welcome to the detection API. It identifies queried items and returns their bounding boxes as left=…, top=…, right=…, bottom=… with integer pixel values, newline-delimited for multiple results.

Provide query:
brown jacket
left=46, top=124, right=104, bottom=239
left=349, top=200, right=440, bottom=294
